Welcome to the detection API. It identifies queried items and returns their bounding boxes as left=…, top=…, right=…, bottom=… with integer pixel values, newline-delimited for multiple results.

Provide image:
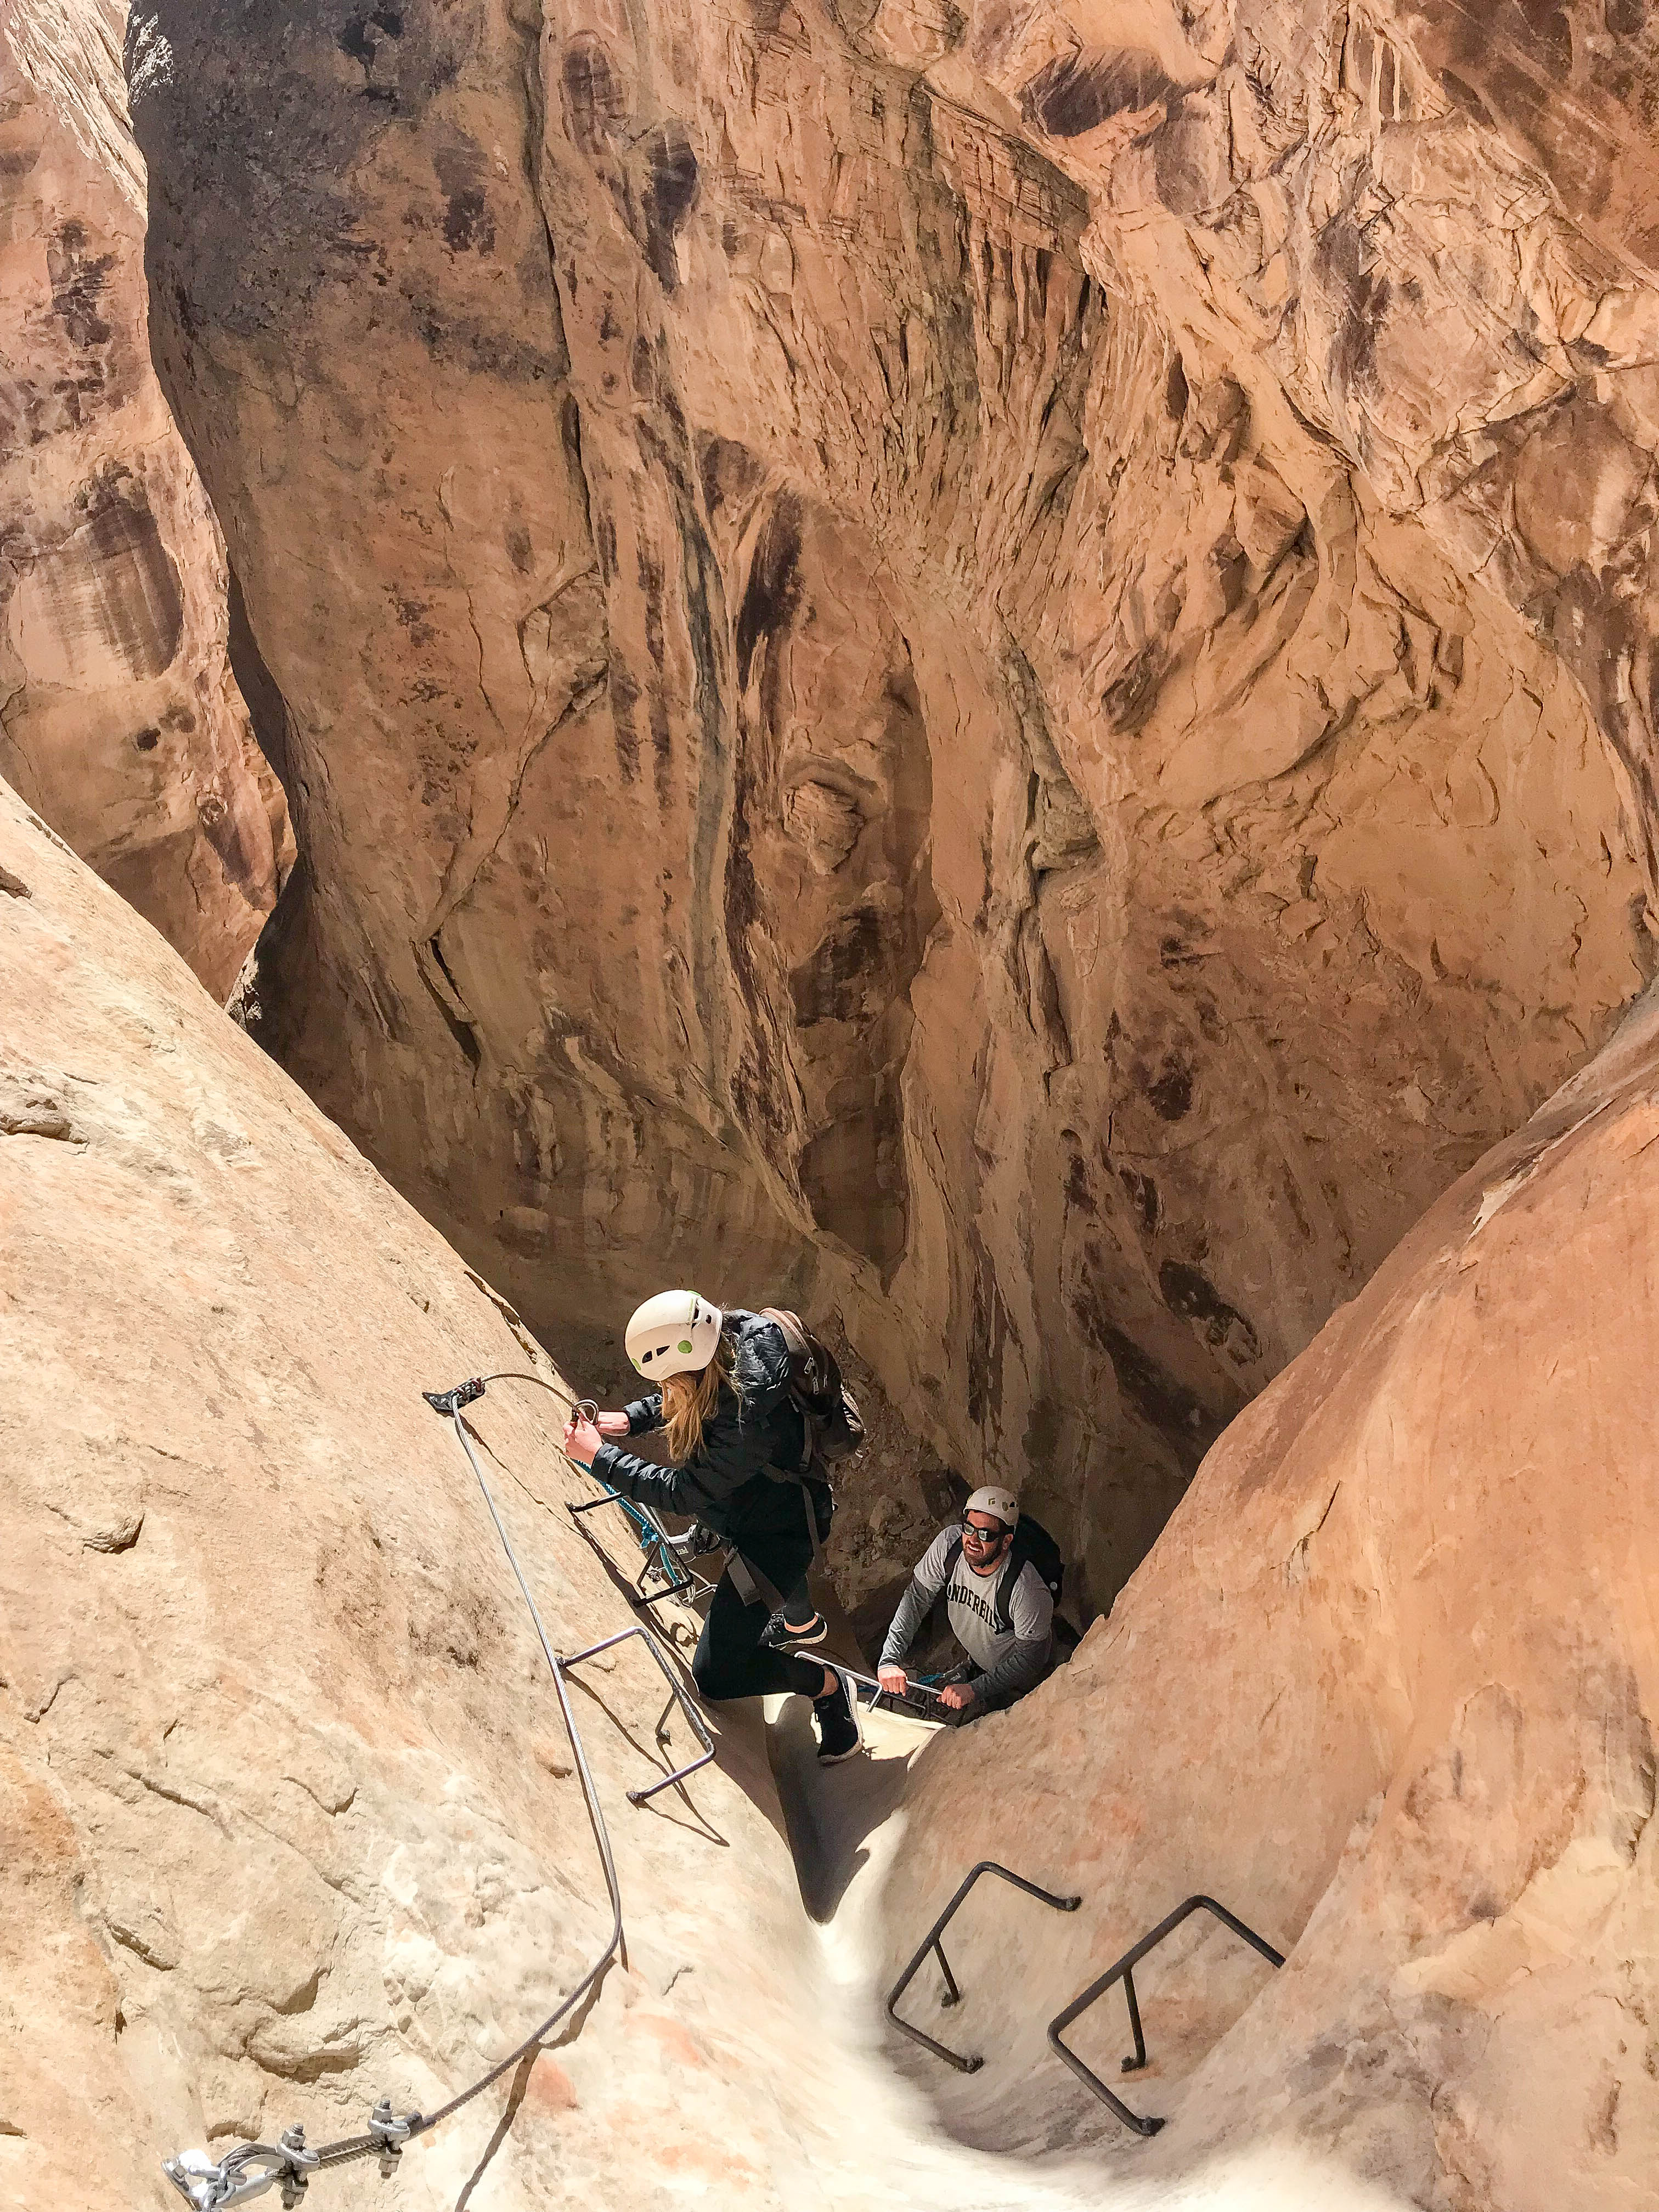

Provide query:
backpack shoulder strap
left=757, top=1309, right=817, bottom=1481
left=941, top=1530, right=964, bottom=1586
left=993, top=1529, right=1032, bottom=1635
left=760, top=1306, right=811, bottom=1359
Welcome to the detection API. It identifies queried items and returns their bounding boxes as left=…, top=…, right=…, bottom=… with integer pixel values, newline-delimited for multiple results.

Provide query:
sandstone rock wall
left=882, top=977, right=1659, bottom=2208
left=4, top=770, right=1404, bottom=2212
left=0, top=774, right=921, bottom=2211
left=128, top=0, right=1659, bottom=1606
left=7, top=754, right=1654, bottom=2212
left=0, top=0, right=289, bottom=998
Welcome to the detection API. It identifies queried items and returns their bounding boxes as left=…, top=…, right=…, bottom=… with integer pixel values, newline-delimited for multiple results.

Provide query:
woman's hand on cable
left=563, top=1416, right=604, bottom=1468
left=595, top=1410, right=630, bottom=1437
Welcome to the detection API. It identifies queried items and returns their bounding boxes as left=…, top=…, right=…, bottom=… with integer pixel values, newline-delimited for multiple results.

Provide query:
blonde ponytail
left=661, top=1332, right=735, bottom=1463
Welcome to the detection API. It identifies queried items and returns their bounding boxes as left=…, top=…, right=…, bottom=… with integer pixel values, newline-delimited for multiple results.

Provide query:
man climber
left=877, top=1487, right=1054, bottom=1723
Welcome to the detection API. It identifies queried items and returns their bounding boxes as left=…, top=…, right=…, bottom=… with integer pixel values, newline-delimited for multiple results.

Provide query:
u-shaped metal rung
left=1046, top=1894, right=1285, bottom=2135
left=885, top=1861, right=1082, bottom=2070
left=560, top=1624, right=716, bottom=1803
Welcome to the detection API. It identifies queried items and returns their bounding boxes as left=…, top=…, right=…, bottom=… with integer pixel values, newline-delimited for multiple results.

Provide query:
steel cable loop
left=467, top=1369, right=573, bottom=1398
left=163, top=1373, right=663, bottom=2207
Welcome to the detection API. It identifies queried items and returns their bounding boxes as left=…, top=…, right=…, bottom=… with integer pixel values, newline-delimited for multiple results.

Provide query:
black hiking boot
left=761, top=1608, right=828, bottom=1654
left=812, top=1669, right=862, bottom=1764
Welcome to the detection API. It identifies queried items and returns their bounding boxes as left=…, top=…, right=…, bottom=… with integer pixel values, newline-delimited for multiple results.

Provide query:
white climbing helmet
left=624, top=1289, right=725, bottom=1381
left=964, top=1484, right=1019, bottom=1530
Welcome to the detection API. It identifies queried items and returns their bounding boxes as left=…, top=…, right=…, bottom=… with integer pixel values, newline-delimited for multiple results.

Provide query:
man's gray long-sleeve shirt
left=879, top=1526, right=1053, bottom=1705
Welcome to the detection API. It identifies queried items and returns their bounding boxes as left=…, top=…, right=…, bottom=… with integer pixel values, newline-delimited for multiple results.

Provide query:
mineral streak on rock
left=0, top=0, right=291, bottom=998
left=126, top=0, right=1659, bottom=1610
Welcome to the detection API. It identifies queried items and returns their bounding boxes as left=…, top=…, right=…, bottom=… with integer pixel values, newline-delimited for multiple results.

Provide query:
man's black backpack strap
left=941, top=1529, right=964, bottom=1585
left=1007, top=1514, right=1064, bottom=1631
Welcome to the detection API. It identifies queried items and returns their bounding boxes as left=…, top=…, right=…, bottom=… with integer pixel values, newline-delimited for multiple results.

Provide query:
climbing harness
left=887, top=1866, right=1284, bottom=2136
left=163, top=1371, right=712, bottom=2209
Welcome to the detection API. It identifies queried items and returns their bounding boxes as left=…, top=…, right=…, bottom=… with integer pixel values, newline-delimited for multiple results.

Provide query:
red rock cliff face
left=0, top=0, right=289, bottom=997
left=128, top=0, right=1659, bottom=1604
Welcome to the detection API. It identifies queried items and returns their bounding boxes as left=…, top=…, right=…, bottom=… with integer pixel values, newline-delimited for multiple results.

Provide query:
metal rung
left=561, top=1624, right=717, bottom=1804
left=887, top=1874, right=1284, bottom=2138
left=1046, top=1894, right=1285, bottom=2135
left=885, top=1861, right=1082, bottom=2070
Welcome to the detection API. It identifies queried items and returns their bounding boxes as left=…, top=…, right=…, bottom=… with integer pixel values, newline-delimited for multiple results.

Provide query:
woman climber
left=561, top=1290, right=863, bottom=1764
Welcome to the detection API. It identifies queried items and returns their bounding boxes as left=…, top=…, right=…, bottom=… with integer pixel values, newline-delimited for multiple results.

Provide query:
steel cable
left=411, top=1403, right=625, bottom=2134
left=165, top=1375, right=645, bottom=2207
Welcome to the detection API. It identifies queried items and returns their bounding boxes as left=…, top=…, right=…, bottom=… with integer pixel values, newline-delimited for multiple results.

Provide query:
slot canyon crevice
left=4, top=2, right=1659, bottom=2208
left=123, top=0, right=1659, bottom=1611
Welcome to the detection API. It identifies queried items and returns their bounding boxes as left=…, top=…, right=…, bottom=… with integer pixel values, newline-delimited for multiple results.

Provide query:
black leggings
left=692, top=1526, right=830, bottom=1703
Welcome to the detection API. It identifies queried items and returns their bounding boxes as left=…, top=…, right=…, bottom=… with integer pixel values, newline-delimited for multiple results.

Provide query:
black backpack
left=944, top=1512, right=1064, bottom=1634
left=761, top=1308, right=865, bottom=1475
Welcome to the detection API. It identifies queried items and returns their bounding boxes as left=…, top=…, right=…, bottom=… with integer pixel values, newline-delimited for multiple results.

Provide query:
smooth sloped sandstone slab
left=2, top=774, right=913, bottom=2212
left=0, top=0, right=289, bottom=998
left=881, top=981, right=1659, bottom=2208
left=125, top=0, right=1659, bottom=1609
left=0, top=774, right=937, bottom=2211
left=1, top=775, right=1417, bottom=2212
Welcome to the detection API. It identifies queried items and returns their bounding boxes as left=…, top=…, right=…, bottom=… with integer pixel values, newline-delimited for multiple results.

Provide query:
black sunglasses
left=960, top=1516, right=1011, bottom=1543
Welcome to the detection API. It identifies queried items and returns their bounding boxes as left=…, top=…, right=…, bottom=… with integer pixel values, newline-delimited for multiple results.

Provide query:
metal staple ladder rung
left=886, top=1861, right=1082, bottom=2072
left=560, top=1621, right=715, bottom=1804
left=887, top=1867, right=1285, bottom=2136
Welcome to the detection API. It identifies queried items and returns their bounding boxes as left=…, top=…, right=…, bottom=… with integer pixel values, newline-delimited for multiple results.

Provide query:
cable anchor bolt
left=163, top=2129, right=318, bottom=2212
left=161, top=2150, right=231, bottom=2211
left=368, top=2099, right=416, bottom=2179
left=278, top=2126, right=318, bottom=2208
left=422, top=1377, right=487, bottom=1417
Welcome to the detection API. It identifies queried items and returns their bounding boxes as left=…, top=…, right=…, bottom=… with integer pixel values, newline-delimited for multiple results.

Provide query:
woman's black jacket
left=588, top=1309, right=828, bottom=1551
